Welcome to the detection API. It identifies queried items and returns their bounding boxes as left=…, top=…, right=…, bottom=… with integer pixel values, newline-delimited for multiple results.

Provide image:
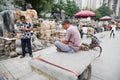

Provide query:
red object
left=100, top=16, right=112, bottom=21
left=36, top=57, right=80, bottom=76
left=74, top=10, right=96, bottom=18
left=106, top=25, right=111, bottom=31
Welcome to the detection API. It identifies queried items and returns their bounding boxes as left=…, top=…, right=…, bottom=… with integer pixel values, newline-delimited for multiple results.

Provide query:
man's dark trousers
left=21, top=38, right=32, bottom=57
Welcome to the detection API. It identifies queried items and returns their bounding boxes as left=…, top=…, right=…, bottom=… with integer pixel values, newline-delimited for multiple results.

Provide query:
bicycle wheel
left=93, top=46, right=102, bottom=57
left=78, top=65, right=92, bottom=80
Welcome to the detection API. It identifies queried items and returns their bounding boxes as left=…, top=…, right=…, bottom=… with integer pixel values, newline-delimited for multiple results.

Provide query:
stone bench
left=29, top=46, right=100, bottom=80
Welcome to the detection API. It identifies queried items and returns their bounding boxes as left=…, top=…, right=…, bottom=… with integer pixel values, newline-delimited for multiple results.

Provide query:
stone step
left=20, top=72, right=49, bottom=80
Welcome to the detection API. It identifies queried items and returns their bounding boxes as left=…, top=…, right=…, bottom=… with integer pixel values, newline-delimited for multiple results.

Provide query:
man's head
left=20, top=15, right=26, bottom=23
left=111, top=21, right=115, bottom=24
left=62, top=20, right=71, bottom=30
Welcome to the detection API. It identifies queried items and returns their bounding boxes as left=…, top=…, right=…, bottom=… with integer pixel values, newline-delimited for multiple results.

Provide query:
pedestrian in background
left=81, top=25, right=88, bottom=38
left=110, top=22, right=116, bottom=38
left=19, top=15, right=33, bottom=58
left=54, top=20, right=81, bottom=53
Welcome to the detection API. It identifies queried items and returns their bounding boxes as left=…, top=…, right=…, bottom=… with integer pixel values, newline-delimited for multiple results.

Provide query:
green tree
left=0, top=0, right=6, bottom=6
left=51, top=0, right=65, bottom=15
left=94, top=4, right=113, bottom=21
left=27, top=0, right=54, bottom=12
left=14, top=0, right=25, bottom=10
left=93, top=10, right=102, bottom=21
left=52, top=0, right=80, bottom=18
left=52, top=0, right=65, bottom=10
left=98, top=4, right=113, bottom=16
left=64, top=0, right=80, bottom=18
left=0, top=0, right=7, bottom=11
left=14, top=0, right=55, bottom=17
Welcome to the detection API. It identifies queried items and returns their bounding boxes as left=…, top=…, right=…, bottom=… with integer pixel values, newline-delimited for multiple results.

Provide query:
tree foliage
left=0, top=0, right=7, bottom=11
left=65, top=0, right=80, bottom=18
left=52, top=0, right=65, bottom=10
left=93, top=10, right=102, bottom=21
left=94, top=4, right=113, bottom=21
left=26, top=0, right=54, bottom=12
left=52, top=0, right=80, bottom=18
left=97, top=4, right=113, bottom=16
left=51, top=0, right=65, bottom=15
left=14, top=0, right=55, bottom=17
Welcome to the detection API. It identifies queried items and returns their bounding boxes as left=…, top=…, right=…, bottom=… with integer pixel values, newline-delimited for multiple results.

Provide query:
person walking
left=81, top=25, right=88, bottom=38
left=19, top=15, right=33, bottom=58
left=54, top=20, right=81, bottom=53
left=110, top=22, right=116, bottom=38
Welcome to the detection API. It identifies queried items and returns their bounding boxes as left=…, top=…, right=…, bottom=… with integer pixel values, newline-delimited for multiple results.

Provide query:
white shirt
left=82, top=27, right=88, bottom=34
left=111, top=24, right=116, bottom=31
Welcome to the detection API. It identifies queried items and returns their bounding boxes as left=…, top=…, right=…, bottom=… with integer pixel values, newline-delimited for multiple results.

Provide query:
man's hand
left=27, top=28, right=33, bottom=31
left=19, top=27, right=27, bottom=31
left=19, top=27, right=33, bottom=31
left=60, top=39, right=68, bottom=44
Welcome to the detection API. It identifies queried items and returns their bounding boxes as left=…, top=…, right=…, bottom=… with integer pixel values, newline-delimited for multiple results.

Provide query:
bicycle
left=82, top=34, right=102, bottom=57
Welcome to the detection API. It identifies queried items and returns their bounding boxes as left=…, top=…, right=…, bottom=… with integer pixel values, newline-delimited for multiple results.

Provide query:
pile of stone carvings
left=39, top=20, right=65, bottom=42
left=0, top=38, right=17, bottom=58
left=40, top=20, right=56, bottom=40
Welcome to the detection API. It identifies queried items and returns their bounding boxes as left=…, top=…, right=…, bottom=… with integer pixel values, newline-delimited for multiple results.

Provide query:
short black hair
left=20, top=15, right=26, bottom=20
left=62, top=20, right=71, bottom=25
left=111, top=22, right=114, bottom=24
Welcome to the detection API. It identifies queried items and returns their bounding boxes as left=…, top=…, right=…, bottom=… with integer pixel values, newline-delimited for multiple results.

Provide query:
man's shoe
left=20, top=55, right=25, bottom=58
left=30, top=55, right=33, bottom=57
left=56, top=48, right=61, bottom=52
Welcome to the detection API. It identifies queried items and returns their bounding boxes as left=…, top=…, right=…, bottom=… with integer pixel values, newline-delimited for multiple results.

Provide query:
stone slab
left=29, top=46, right=100, bottom=80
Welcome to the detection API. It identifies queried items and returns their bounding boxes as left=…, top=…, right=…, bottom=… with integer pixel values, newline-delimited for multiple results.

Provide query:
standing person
left=79, top=25, right=83, bottom=38
left=81, top=25, right=88, bottom=38
left=110, top=22, right=116, bottom=38
left=19, top=15, right=33, bottom=58
left=54, top=20, right=81, bottom=53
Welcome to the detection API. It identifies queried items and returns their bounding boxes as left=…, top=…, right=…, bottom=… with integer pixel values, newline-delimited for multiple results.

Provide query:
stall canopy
left=74, top=10, right=96, bottom=18
left=100, top=16, right=112, bottom=21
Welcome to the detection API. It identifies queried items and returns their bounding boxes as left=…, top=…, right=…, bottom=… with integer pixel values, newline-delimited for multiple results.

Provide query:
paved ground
left=91, top=31, right=120, bottom=80
left=0, top=31, right=120, bottom=80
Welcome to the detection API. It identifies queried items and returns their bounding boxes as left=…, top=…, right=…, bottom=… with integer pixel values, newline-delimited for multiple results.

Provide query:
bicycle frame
left=89, top=34, right=101, bottom=49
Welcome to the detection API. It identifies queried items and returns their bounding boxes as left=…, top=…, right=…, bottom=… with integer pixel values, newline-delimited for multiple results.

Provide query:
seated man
left=54, top=20, right=81, bottom=53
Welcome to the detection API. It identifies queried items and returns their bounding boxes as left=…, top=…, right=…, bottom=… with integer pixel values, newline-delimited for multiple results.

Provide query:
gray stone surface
left=0, top=49, right=52, bottom=80
left=20, top=72, right=48, bottom=80
left=91, top=31, right=120, bottom=80
left=29, top=49, right=100, bottom=80
left=0, top=31, right=120, bottom=80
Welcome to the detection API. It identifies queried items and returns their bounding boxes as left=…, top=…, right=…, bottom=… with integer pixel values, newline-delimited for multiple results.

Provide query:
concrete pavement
left=91, top=31, right=120, bottom=80
left=0, top=31, right=120, bottom=80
